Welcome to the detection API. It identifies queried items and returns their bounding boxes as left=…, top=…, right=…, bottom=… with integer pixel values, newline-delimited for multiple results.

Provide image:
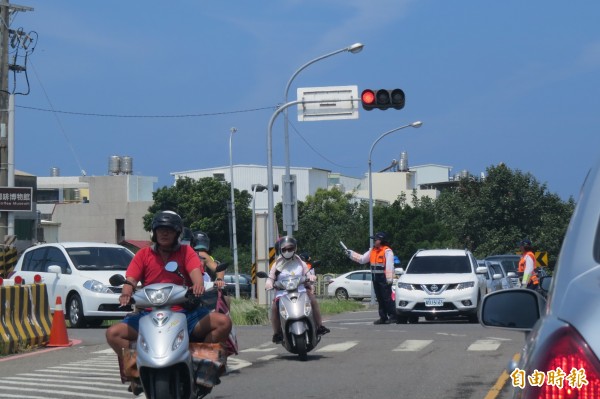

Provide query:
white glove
left=386, top=278, right=393, bottom=285
left=308, top=274, right=317, bottom=282
left=265, top=279, right=273, bottom=290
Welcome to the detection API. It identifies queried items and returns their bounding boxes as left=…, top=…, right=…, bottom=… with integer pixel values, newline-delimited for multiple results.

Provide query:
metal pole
left=229, top=127, right=240, bottom=299
left=368, top=121, right=423, bottom=304
left=282, top=43, right=364, bottom=237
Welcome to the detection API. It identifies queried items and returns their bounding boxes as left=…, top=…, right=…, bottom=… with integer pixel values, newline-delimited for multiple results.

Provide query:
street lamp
left=229, top=127, right=240, bottom=299
left=368, top=121, right=422, bottom=305
left=282, top=42, right=364, bottom=237
left=368, top=121, right=423, bottom=248
left=250, top=183, right=278, bottom=300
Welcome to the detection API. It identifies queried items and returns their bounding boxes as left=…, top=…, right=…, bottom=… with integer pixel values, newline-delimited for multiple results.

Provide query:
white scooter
left=110, top=261, right=229, bottom=399
left=257, top=270, right=320, bottom=361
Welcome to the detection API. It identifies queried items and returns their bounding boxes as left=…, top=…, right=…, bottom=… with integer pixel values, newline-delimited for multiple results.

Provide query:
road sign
left=296, top=85, right=358, bottom=122
left=535, top=251, right=548, bottom=267
left=0, top=187, right=33, bottom=211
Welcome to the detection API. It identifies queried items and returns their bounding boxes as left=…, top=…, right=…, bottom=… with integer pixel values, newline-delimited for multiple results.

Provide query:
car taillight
left=523, top=326, right=600, bottom=399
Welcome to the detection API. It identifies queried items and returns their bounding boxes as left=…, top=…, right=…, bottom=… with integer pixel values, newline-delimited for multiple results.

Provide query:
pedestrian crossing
left=0, top=336, right=513, bottom=398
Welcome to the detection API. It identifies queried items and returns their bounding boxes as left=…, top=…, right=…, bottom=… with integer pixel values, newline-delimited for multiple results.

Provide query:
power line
left=16, top=104, right=277, bottom=118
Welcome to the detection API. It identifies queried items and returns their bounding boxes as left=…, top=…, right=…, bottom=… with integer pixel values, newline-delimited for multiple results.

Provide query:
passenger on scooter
left=105, top=211, right=232, bottom=391
left=299, top=252, right=330, bottom=337
left=265, top=236, right=329, bottom=343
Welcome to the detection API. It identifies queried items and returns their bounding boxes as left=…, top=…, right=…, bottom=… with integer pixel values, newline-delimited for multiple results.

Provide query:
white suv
left=394, top=249, right=487, bottom=323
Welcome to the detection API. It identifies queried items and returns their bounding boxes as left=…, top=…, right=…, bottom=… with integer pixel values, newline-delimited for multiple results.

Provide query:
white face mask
left=281, top=247, right=295, bottom=259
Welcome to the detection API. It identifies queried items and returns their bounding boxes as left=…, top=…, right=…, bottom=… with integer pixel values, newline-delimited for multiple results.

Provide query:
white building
left=171, top=165, right=362, bottom=211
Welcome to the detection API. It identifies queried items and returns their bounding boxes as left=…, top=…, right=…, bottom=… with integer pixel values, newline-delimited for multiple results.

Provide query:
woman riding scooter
left=266, top=236, right=329, bottom=343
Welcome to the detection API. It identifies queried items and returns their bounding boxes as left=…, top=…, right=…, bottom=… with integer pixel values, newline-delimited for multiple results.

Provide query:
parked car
left=327, top=270, right=372, bottom=301
left=9, top=242, right=134, bottom=328
left=223, top=273, right=252, bottom=299
left=479, top=158, right=600, bottom=397
left=395, top=249, right=487, bottom=323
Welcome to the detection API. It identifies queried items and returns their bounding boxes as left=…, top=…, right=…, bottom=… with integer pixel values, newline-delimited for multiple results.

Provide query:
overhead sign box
left=297, top=85, right=358, bottom=122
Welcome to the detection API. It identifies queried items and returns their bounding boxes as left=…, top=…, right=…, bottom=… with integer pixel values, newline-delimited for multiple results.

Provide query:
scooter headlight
left=304, top=301, right=312, bottom=317
left=144, top=286, right=173, bottom=306
left=280, top=307, right=289, bottom=320
left=139, top=335, right=149, bottom=353
left=172, top=329, right=185, bottom=351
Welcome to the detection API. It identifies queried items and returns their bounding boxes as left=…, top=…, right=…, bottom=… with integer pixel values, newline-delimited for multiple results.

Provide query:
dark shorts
left=122, top=307, right=211, bottom=335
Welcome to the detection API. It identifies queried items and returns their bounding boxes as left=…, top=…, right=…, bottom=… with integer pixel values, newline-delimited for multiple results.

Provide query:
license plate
left=425, top=298, right=444, bottom=307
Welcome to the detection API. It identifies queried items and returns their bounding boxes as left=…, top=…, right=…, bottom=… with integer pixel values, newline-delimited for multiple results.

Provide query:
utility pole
left=0, top=1, right=33, bottom=241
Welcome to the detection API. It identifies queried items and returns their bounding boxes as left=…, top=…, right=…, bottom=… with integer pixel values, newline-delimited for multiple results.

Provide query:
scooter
left=257, top=270, right=320, bottom=361
left=110, top=261, right=229, bottom=399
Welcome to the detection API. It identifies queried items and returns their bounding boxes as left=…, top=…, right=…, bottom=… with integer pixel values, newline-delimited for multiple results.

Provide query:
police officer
left=518, top=239, right=538, bottom=289
left=345, top=232, right=397, bottom=324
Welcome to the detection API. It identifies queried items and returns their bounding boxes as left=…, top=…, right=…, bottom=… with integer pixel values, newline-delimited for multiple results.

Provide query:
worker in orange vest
left=518, top=239, right=538, bottom=289
left=346, top=232, right=397, bottom=324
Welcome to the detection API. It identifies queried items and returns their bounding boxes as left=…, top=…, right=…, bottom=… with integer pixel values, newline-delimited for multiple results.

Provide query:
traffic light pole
left=267, top=98, right=358, bottom=248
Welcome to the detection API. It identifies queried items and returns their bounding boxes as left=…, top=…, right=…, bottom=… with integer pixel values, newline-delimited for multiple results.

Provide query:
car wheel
left=67, top=293, right=87, bottom=328
left=335, top=288, right=349, bottom=300
left=395, top=316, right=408, bottom=324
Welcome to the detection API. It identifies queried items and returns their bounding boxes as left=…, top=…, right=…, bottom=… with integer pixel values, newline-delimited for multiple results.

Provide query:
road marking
left=226, top=357, right=252, bottom=371
left=393, top=340, right=433, bottom=351
left=484, top=352, right=520, bottom=399
left=240, top=342, right=278, bottom=352
left=316, top=341, right=359, bottom=352
left=468, top=339, right=501, bottom=351
left=258, top=354, right=279, bottom=361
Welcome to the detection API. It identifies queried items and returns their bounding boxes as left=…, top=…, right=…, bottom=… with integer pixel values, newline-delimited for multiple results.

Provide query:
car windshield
left=66, top=247, right=133, bottom=271
left=406, top=255, right=472, bottom=274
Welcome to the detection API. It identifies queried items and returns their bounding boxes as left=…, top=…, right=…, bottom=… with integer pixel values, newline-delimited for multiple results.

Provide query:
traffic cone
left=47, top=296, right=73, bottom=347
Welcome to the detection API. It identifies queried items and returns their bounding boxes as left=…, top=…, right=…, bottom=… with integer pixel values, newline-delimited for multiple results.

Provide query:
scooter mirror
left=256, top=271, right=269, bottom=278
left=215, top=262, right=229, bottom=273
left=109, top=274, right=127, bottom=286
left=165, top=261, right=179, bottom=273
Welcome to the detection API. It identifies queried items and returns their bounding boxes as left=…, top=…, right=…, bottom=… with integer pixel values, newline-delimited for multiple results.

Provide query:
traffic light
left=360, top=89, right=405, bottom=111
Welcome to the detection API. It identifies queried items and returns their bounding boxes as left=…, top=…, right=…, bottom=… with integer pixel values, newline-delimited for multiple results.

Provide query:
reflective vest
left=518, top=251, right=538, bottom=285
left=369, top=245, right=391, bottom=277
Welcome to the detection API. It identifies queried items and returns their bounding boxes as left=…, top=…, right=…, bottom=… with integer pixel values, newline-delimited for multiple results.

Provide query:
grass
left=229, top=297, right=366, bottom=326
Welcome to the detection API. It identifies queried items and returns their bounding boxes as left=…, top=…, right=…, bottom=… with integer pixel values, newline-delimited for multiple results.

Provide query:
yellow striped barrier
left=0, top=283, right=52, bottom=355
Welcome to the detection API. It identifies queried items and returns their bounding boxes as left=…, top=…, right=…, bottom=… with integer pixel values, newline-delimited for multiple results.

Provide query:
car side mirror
left=47, top=265, right=62, bottom=274
left=394, top=267, right=404, bottom=275
left=480, top=289, right=545, bottom=331
left=475, top=266, right=488, bottom=274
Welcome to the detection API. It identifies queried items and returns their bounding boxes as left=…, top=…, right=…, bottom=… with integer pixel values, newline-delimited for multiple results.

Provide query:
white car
left=395, top=249, right=487, bottom=323
left=9, top=242, right=134, bottom=328
left=327, top=270, right=372, bottom=301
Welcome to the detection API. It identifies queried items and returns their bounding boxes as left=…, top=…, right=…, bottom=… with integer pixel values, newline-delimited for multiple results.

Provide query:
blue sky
left=10, top=0, right=600, bottom=201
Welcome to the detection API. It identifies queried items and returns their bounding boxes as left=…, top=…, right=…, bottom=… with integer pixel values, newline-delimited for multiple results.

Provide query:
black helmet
left=370, top=231, right=389, bottom=244
left=151, top=211, right=183, bottom=242
left=299, top=252, right=310, bottom=262
left=193, top=231, right=210, bottom=251
left=520, top=238, right=533, bottom=248
left=279, top=236, right=297, bottom=259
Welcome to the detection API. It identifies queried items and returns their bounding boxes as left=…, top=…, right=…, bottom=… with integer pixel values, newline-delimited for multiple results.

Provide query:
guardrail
left=0, top=283, right=52, bottom=355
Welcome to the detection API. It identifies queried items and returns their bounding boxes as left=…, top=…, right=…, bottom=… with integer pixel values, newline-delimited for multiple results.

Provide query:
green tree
left=433, top=163, right=574, bottom=267
left=293, top=187, right=368, bottom=274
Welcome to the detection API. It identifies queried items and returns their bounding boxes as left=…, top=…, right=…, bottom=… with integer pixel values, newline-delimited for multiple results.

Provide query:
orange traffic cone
left=47, top=296, right=73, bottom=347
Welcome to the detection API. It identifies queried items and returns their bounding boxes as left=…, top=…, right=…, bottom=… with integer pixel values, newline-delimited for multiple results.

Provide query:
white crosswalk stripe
left=0, top=337, right=511, bottom=397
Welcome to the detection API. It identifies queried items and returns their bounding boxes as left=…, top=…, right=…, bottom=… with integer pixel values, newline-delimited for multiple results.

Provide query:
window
left=348, top=272, right=368, bottom=281
left=22, top=248, right=46, bottom=273
left=407, top=256, right=471, bottom=274
left=45, top=247, right=70, bottom=274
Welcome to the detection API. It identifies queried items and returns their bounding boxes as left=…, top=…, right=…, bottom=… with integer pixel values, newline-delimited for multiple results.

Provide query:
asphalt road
left=0, top=309, right=525, bottom=399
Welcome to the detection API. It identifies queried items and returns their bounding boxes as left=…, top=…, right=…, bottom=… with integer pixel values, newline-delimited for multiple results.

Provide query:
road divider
left=0, top=283, right=52, bottom=355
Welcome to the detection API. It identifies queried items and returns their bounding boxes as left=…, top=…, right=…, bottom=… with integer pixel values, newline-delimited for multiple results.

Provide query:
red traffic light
left=361, top=89, right=376, bottom=110
left=360, top=88, right=405, bottom=111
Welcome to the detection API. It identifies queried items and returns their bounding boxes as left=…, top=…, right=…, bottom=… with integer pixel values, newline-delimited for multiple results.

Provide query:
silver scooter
left=110, top=261, right=228, bottom=399
left=257, top=270, right=320, bottom=361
